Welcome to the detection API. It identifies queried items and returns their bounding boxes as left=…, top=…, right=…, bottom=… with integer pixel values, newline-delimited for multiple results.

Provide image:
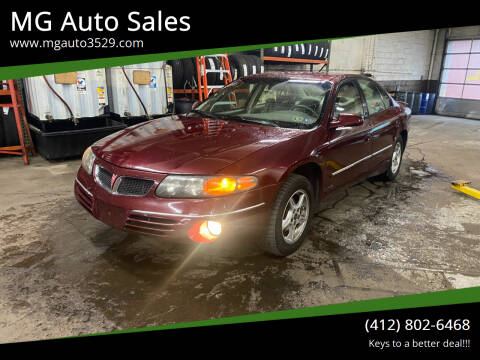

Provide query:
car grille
left=95, top=166, right=154, bottom=196
left=124, top=213, right=180, bottom=237
left=117, top=177, right=154, bottom=196
left=96, top=166, right=113, bottom=190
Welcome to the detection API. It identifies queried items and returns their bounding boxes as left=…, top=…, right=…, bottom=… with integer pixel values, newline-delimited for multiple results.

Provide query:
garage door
left=436, top=39, right=480, bottom=119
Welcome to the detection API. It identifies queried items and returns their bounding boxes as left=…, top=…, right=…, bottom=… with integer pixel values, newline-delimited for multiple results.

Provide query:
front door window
left=333, top=82, right=364, bottom=118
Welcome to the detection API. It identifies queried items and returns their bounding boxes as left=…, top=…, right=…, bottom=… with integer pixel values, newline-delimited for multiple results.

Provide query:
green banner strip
left=69, top=286, right=479, bottom=338
left=0, top=37, right=355, bottom=80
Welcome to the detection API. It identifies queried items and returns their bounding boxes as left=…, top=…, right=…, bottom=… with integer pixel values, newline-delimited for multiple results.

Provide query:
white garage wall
left=327, top=37, right=368, bottom=74
left=328, top=31, right=435, bottom=81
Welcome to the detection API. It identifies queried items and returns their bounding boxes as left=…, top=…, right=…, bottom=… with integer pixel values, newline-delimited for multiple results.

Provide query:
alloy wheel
left=281, top=189, right=310, bottom=244
left=391, top=142, right=402, bottom=174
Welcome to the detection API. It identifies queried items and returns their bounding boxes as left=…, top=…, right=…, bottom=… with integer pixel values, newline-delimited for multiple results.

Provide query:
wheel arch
left=400, top=129, right=408, bottom=150
left=280, top=160, right=323, bottom=201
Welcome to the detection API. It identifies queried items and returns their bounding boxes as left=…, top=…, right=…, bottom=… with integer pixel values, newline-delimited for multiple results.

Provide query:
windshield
left=194, top=77, right=332, bottom=128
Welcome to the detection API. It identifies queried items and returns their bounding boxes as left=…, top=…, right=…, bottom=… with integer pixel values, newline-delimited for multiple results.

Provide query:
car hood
left=92, top=114, right=305, bottom=174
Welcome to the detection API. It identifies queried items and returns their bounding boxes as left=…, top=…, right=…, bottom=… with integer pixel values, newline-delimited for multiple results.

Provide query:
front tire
left=258, top=174, right=314, bottom=256
left=382, top=137, right=404, bottom=181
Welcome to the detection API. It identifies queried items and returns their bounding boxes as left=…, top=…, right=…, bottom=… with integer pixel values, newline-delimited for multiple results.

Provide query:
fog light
left=188, top=220, right=222, bottom=243
left=207, top=221, right=222, bottom=236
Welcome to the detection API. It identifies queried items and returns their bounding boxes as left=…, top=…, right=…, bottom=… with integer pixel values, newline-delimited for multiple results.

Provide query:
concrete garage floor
left=0, top=115, right=479, bottom=343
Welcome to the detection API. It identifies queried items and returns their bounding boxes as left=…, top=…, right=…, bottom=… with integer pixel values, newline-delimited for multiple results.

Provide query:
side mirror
left=192, top=101, right=200, bottom=109
left=329, top=113, right=363, bottom=129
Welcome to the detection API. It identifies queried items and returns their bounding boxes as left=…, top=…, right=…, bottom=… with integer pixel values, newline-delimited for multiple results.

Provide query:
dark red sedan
left=75, top=73, right=410, bottom=256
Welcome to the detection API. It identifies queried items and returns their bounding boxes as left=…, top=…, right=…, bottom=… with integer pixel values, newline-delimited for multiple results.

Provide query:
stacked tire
left=264, top=41, right=329, bottom=61
left=168, top=54, right=265, bottom=89
left=167, top=58, right=197, bottom=90
left=203, top=57, right=224, bottom=85
left=228, top=54, right=264, bottom=80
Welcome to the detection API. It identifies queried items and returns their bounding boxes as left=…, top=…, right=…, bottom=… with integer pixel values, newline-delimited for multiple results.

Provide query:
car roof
left=244, top=72, right=370, bottom=84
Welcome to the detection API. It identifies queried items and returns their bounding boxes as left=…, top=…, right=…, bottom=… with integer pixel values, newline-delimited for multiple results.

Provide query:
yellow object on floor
left=451, top=180, right=480, bottom=200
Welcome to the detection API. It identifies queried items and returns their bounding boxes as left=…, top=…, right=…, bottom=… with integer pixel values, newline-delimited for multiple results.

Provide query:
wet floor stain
left=78, top=231, right=301, bottom=328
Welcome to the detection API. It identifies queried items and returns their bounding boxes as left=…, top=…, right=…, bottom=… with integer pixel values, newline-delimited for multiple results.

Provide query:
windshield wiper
left=190, top=109, right=215, bottom=118
left=244, top=118, right=280, bottom=127
left=214, top=114, right=280, bottom=127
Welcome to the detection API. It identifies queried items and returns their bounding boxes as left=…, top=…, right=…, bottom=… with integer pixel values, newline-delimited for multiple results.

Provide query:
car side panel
left=323, top=123, right=372, bottom=192
left=367, top=106, right=400, bottom=168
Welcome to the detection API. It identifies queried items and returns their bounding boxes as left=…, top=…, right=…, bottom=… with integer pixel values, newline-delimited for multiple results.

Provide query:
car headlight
left=81, top=146, right=96, bottom=175
left=155, top=175, right=258, bottom=198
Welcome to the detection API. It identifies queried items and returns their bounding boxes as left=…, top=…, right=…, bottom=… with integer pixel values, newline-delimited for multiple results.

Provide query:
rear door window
left=376, top=84, right=393, bottom=108
left=357, top=78, right=387, bottom=115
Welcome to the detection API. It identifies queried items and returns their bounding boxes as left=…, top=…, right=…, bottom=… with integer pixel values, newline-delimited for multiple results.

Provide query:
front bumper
left=74, top=158, right=278, bottom=241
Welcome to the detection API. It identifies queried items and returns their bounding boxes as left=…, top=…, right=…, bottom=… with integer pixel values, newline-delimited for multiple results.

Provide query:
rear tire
left=382, top=137, right=404, bottom=181
left=258, top=174, right=314, bottom=256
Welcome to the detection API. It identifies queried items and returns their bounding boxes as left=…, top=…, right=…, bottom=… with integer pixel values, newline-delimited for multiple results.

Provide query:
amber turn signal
left=203, top=177, right=237, bottom=196
left=203, top=176, right=257, bottom=196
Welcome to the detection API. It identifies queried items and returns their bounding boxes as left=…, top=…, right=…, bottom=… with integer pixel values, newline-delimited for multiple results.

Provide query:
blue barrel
left=426, top=93, right=436, bottom=114
left=419, top=93, right=428, bottom=114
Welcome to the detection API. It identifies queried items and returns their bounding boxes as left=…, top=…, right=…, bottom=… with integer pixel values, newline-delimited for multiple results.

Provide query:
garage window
left=439, top=39, right=480, bottom=100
